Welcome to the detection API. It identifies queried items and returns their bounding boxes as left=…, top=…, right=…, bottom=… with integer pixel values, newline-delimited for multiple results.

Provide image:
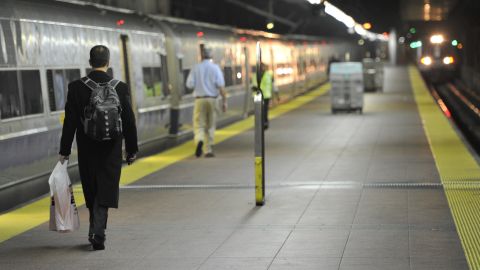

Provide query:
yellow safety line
left=0, top=84, right=331, bottom=244
left=409, top=66, right=480, bottom=270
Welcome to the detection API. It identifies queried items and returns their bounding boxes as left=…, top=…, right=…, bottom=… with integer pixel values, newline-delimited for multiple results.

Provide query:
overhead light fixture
left=324, top=2, right=355, bottom=28
left=266, top=22, right=274, bottom=30
left=319, top=1, right=387, bottom=41
left=354, top=24, right=367, bottom=36
left=363, top=22, right=372, bottom=30
left=307, top=0, right=322, bottom=4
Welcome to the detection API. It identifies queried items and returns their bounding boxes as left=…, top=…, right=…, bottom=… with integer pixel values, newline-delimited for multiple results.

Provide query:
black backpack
left=81, top=77, right=122, bottom=141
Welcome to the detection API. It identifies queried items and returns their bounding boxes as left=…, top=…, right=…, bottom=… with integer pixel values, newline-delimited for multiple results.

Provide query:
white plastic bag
left=48, top=161, right=79, bottom=232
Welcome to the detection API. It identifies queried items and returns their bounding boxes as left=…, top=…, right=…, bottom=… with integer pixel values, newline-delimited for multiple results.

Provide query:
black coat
left=59, top=71, right=138, bottom=209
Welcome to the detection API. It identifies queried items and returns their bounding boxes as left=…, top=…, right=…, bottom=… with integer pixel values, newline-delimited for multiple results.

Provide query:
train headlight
left=421, top=56, right=432, bottom=66
left=443, top=56, right=454, bottom=65
left=430, top=34, right=444, bottom=44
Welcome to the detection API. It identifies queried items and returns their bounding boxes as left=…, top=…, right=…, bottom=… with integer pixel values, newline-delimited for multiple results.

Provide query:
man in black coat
left=59, top=45, right=138, bottom=250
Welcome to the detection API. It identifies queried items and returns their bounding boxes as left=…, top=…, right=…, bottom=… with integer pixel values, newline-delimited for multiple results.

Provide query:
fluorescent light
left=307, top=0, right=322, bottom=4
left=324, top=1, right=355, bottom=28
left=354, top=24, right=367, bottom=36
left=321, top=1, right=387, bottom=41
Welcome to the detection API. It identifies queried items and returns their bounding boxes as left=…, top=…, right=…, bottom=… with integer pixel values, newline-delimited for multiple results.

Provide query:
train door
left=120, top=34, right=137, bottom=113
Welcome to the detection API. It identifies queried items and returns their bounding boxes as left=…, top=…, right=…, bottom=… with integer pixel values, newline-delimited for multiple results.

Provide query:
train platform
left=1, top=65, right=479, bottom=270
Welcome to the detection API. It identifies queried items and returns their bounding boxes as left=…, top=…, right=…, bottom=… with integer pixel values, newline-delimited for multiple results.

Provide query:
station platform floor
left=1, top=65, right=480, bottom=270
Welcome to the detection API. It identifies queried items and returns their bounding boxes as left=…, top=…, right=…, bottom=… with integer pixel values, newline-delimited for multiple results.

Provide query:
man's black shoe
left=91, top=236, right=105, bottom=251
left=195, top=141, right=203, bottom=157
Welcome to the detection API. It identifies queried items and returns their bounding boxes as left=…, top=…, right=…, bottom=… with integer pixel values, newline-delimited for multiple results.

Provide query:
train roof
left=0, top=0, right=162, bottom=35
left=0, top=0, right=336, bottom=43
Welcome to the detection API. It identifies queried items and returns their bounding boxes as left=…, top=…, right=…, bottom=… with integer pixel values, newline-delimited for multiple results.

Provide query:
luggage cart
left=329, top=62, right=364, bottom=114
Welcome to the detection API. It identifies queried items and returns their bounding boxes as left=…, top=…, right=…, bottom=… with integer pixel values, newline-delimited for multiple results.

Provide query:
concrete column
left=388, top=29, right=397, bottom=65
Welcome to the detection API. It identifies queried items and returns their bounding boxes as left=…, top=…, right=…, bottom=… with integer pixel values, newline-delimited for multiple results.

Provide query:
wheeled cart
left=329, top=62, right=364, bottom=114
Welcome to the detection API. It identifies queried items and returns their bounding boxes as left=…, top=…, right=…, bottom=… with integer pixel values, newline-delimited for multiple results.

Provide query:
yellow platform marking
left=410, top=66, right=480, bottom=270
left=0, top=84, right=330, bottom=244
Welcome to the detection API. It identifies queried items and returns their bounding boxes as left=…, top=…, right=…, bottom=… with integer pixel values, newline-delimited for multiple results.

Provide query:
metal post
left=253, top=42, right=265, bottom=206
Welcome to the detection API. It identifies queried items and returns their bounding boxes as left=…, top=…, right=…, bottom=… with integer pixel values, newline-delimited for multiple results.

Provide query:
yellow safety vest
left=252, top=70, right=273, bottom=99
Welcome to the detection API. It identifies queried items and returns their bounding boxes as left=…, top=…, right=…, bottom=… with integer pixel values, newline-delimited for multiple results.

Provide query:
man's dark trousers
left=88, top=198, right=108, bottom=239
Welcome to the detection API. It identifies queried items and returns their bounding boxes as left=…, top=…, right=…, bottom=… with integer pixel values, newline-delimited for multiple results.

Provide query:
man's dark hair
left=89, top=45, right=110, bottom=68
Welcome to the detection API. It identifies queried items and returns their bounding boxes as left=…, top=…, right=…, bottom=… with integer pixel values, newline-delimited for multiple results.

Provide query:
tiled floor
left=0, top=66, right=469, bottom=269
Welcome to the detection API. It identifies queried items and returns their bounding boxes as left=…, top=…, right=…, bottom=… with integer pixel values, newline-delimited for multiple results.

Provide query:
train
left=417, top=33, right=460, bottom=82
left=0, top=0, right=375, bottom=211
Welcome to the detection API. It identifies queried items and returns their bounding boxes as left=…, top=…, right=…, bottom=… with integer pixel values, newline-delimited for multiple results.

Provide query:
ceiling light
left=363, top=22, right=372, bottom=30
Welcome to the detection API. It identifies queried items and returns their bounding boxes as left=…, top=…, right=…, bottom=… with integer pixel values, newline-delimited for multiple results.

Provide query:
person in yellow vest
left=253, top=63, right=274, bottom=129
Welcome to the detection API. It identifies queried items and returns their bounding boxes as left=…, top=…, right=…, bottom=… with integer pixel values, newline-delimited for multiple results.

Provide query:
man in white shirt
left=186, top=46, right=227, bottom=158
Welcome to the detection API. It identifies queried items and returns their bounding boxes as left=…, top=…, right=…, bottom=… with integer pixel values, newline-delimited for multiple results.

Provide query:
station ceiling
left=170, top=0, right=399, bottom=37
left=170, top=0, right=478, bottom=37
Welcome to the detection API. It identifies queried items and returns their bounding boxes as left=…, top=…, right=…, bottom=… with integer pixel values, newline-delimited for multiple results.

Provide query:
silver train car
left=0, top=0, right=365, bottom=211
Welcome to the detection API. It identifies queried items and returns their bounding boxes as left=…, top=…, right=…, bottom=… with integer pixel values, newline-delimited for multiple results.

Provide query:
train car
left=417, top=34, right=460, bottom=82
left=0, top=0, right=369, bottom=211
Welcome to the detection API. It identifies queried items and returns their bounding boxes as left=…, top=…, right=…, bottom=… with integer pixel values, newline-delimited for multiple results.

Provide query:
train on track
left=417, top=33, right=460, bottom=82
left=0, top=0, right=378, bottom=211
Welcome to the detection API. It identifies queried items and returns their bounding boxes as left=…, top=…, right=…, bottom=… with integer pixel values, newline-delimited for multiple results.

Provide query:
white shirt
left=186, top=59, right=225, bottom=97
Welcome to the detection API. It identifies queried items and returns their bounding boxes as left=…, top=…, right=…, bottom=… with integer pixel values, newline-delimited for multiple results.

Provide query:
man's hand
left=126, top=153, right=137, bottom=165
left=222, top=100, right=228, bottom=113
left=59, top=155, right=69, bottom=164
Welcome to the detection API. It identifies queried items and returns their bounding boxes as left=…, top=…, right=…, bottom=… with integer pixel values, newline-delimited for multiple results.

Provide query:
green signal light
left=410, top=41, right=422, bottom=49
left=409, top=27, right=416, bottom=34
left=452, top=40, right=458, bottom=46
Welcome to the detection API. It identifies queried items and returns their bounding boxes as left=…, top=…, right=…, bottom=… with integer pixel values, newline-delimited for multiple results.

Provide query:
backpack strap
left=108, top=79, right=120, bottom=89
left=81, top=77, right=100, bottom=92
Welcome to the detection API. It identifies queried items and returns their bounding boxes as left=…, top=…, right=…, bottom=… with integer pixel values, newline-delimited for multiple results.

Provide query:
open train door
left=120, top=34, right=137, bottom=115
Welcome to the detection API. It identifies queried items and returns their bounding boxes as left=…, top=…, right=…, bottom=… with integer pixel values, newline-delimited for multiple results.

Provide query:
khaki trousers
left=193, top=98, right=217, bottom=153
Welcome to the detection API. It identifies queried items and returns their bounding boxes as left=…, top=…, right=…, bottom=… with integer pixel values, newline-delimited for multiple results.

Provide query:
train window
left=234, top=66, right=243, bottom=85
left=183, top=69, right=193, bottom=95
left=86, top=68, right=113, bottom=77
left=0, top=70, right=21, bottom=119
left=47, top=69, right=81, bottom=111
left=142, top=67, right=163, bottom=98
left=20, top=70, right=43, bottom=115
left=223, top=66, right=233, bottom=87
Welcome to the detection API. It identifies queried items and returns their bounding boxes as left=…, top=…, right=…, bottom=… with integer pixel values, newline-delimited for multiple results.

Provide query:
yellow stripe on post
left=409, top=66, right=480, bottom=270
left=255, top=157, right=264, bottom=205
